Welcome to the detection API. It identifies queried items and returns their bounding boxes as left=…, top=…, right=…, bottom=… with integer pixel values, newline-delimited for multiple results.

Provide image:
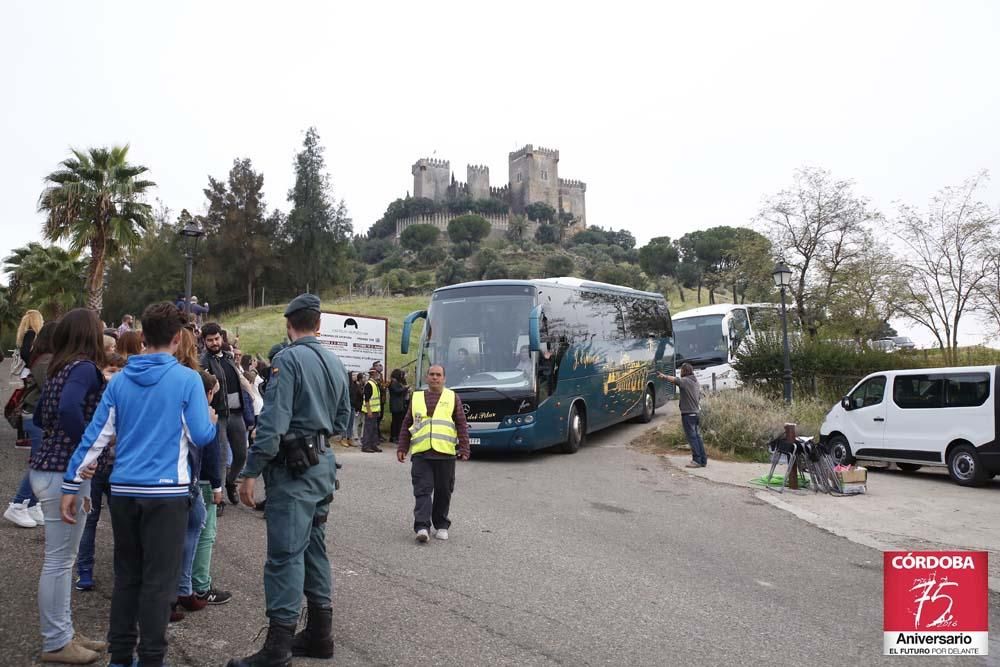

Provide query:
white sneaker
left=415, top=528, right=429, bottom=543
left=433, top=529, right=449, bottom=541
left=28, top=503, right=44, bottom=525
left=3, top=501, right=37, bottom=528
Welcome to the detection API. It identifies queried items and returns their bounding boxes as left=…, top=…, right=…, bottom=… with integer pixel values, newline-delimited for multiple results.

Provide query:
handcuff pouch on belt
left=277, top=433, right=322, bottom=477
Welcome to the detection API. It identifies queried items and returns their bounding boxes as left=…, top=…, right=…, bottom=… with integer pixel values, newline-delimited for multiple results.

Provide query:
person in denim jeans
left=75, top=355, right=127, bottom=591
left=29, top=308, right=108, bottom=664
left=658, top=363, right=707, bottom=468
left=3, top=323, right=56, bottom=529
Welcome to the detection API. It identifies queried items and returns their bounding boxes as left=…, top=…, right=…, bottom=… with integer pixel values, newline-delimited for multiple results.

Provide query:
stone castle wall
left=394, top=212, right=540, bottom=243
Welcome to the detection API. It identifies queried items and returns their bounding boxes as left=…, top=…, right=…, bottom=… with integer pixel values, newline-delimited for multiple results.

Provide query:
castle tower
left=558, top=178, right=587, bottom=228
left=508, top=145, right=560, bottom=214
left=466, top=165, right=490, bottom=200
left=412, top=158, right=451, bottom=203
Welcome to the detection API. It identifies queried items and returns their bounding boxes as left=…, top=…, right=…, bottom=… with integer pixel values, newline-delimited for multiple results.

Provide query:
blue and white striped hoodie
left=62, top=353, right=217, bottom=498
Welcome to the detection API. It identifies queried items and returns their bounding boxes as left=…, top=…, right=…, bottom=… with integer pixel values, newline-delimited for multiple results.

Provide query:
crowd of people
left=2, top=298, right=465, bottom=666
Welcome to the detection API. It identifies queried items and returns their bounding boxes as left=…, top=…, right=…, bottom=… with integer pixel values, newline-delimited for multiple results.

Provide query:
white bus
left=671, top=303, right=782, bottom=391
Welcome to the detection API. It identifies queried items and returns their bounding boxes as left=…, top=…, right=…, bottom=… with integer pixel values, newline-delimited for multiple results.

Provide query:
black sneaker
left=195, top=588, right=232, bottom=605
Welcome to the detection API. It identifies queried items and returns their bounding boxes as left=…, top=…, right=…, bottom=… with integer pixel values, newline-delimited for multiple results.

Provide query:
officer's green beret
left=284, top=293, right=321, bottom=317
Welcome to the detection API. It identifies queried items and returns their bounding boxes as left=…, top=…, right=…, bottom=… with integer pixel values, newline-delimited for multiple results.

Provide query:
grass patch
left=652, top=389, right=831, bottom=462
left=218, top=295, right=429, bottom=371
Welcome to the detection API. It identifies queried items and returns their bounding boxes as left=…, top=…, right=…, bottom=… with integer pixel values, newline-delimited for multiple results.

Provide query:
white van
left=819, top=366, right=999, bottom=486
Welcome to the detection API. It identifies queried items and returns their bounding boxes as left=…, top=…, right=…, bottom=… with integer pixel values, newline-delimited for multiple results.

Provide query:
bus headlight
left=515, top=417, right=523, bottom=425
left=524, top=415, right=534, bottom=424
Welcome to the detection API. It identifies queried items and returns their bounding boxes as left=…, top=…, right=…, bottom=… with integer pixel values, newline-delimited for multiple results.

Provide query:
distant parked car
left=870, top=339, right=897, bottom=353
left=891, top=336, right=916, bottom=350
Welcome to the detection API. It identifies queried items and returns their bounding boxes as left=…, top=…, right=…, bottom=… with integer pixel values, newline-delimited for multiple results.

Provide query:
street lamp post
left=772, top=261, right=793, bottom=405
left=178, top=218, right=205, bottom=315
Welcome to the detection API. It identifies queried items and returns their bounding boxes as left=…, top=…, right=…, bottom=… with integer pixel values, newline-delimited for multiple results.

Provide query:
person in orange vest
left=396, top=365, right=470, bottom=542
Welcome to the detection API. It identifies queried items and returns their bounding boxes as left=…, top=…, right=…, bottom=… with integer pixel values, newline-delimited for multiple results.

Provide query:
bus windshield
left=418, top=284, right=537, bottom=391
left=673, top=314, right=728, bottom=368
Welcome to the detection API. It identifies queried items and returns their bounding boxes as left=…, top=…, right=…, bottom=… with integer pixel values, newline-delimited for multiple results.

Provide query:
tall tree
left=756, top=167, right=877, bottom=332
left=201, top=159, right=280, bottom=309
left=38, top=145, right=155, bottom=313
left=285, top=127, right=352, bottom=292
left=4, top=243, right=87, bottom=318
left=638, top=236, right=681, bottom=300
left=892, top=172, right=999, bottom=357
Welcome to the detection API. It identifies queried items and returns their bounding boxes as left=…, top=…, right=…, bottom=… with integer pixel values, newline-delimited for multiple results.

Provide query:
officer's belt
left=272, top=434, right=329, bottom=465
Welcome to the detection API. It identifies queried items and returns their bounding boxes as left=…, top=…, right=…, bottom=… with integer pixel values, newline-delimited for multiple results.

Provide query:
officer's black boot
left=291, top=605, right=334, bottom=658
left=226, top=621, right=296, bottom=667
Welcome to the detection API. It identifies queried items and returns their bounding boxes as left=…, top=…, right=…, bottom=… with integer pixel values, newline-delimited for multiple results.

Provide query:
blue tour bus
left=400, top=278, right=675, bottom=453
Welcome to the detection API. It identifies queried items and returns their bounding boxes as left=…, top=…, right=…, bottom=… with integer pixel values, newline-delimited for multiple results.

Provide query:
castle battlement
left=509, top=144, right=560, bottom=160
left=413, top=157, right=450, bottom=169
left=558, top=178, right=586, bottom=191
left=467, top=164, right=489, bottom=174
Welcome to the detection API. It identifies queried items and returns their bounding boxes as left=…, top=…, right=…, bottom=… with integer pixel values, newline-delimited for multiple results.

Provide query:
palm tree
left=4, top=243, right=88, bottom=318
left=38, top=145, right=155, bottom=313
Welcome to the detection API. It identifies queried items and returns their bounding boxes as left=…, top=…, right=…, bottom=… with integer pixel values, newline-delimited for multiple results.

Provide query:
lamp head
left=772, top=261, right=792, bottom=288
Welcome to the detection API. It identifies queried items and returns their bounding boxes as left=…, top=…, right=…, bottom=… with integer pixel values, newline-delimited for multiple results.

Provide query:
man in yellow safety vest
left=361, top=368, right=383, bottom=453
left=396, top=364, right=471, bottom=542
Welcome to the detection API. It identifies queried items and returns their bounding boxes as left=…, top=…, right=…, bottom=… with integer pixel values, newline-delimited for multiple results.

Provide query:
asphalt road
left=2, top=372, right=998, bottom=666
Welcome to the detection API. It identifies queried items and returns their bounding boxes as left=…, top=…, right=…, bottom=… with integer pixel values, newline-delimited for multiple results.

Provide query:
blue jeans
left=344, top=408, right=355, bottom=439
left=12, top=418, right=43, bottom=505
left=76, top=470, right=112, bottom=571
left=176, top=490, right=205, bottom=596
left=30, top=470, right=90, bottom=652
left=681, top=413, right=707, bottom=466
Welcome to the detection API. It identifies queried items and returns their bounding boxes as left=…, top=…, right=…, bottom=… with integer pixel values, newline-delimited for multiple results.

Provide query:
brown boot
left=73, top=633, right=107, bottom=652
left=39, top=640, right=100, bottom=664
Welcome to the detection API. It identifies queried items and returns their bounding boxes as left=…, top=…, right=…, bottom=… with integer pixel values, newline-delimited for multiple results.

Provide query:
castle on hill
left=396, top=144, right=587, bottom=242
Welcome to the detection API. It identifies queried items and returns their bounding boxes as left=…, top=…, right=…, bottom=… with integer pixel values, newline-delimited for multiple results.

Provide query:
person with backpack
left=4, top=321, right=56, bottom=528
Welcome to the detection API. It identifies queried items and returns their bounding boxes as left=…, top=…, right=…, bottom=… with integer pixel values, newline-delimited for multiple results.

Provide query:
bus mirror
left=840, top=396, right=852, bottom=411
left=401, top=310, right=427, bottom=355
left=528, top=305, right=543, bottom=352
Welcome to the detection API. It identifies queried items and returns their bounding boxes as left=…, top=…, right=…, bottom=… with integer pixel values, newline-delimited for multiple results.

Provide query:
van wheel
left=559, top=405, right=585, bottom=454
left=828, top=435, right=854, bottom=466
left=947, top=444, right=988, bottom=487
left=634, top=386, right=655, bottom=424
left=896, top=463, right=922, bottom=473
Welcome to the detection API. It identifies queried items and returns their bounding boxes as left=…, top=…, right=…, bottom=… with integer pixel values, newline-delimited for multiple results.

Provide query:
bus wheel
left=947, top=444, right=988, bottom=487
left=635, top=386, right=654, bottom=424
left=560, top=405, right=586, bottom=454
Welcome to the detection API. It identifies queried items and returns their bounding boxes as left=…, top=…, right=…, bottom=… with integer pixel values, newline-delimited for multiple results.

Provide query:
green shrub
left=735, top=334, right=911, bottom=401
left=662, top=389, right=831, bottom=461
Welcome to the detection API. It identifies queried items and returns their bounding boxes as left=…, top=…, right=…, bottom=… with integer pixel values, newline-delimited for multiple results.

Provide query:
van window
left=943, top=373, right=990, bottom=407
left=893, top=375, right=944, bottom=409
left=849, top=376, right=886, bottom=409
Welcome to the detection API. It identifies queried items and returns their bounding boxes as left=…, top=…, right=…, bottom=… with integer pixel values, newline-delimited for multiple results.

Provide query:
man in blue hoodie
left=61, top=302, right=217, bottom=667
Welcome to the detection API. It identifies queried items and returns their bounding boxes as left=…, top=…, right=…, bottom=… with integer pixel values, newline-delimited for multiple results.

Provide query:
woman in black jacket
left=388, top=369, right=410, bottom=444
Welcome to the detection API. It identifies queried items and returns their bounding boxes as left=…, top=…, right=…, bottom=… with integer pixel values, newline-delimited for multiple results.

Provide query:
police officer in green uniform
left=228, top=294, right=350, bottom=667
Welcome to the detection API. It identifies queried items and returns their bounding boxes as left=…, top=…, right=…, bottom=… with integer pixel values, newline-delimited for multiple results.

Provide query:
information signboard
left=316, top=311, right=388, bottom=374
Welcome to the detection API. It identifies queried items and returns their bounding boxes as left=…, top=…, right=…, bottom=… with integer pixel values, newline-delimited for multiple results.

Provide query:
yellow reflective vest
left=408, top=388, right=458, bottom=456
left=365, top=380, right=381, bottom=415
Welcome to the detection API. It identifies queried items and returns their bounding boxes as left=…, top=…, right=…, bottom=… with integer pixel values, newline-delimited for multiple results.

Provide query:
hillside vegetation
left=222, top=295, right=428, bottom=372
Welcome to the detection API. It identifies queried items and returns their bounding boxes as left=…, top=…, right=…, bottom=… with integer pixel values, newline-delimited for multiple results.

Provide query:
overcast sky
left=2, top=1, right=998, bottom=344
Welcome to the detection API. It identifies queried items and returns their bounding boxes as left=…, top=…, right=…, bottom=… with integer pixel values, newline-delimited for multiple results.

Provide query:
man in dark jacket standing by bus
left=397, top=365, right=470, bottom=542
left=658, top=363, right=707, bottom=468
